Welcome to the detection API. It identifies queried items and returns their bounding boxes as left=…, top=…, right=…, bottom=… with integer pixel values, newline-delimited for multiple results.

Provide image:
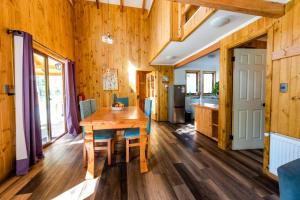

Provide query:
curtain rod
left=7, top=29, right=69, bottom=61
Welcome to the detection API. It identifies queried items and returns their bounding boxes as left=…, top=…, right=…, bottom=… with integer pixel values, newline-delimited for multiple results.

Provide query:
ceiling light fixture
left=166, top=55, right=177, bottom=60
left=102, top=0, right=113, bottom=44
left=102, top=33, right=113, bottom=44
left=209, top=16, right=230, bottom=28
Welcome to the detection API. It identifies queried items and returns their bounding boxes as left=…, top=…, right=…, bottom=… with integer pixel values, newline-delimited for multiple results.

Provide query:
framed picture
left=103, top=68, right=118, bottom=90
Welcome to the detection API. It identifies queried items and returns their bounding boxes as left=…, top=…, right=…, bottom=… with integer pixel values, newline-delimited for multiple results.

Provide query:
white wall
left=174, top=51, right=220, bottom=85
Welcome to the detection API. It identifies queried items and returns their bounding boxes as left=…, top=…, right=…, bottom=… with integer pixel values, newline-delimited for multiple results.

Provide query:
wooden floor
left=0, top=122, right=279, bottom=200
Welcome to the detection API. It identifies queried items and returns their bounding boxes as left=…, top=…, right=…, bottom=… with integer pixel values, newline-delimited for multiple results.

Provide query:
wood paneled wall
left=155, top=66, right=174, bottom=121
left=270, top=0, right=300, bottom=138
left=74, top=0, right=152, bottom=108
left=218, top=0, right=300, bottom=174
left=149, top=0, right=172, bottom=61
left=0, top=0, right=75, bottom=182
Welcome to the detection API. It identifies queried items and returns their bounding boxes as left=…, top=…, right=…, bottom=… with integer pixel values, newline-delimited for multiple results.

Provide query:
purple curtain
left=14, top=32, right=44, bottom=175
left=65, top=60, right=80, bottom=136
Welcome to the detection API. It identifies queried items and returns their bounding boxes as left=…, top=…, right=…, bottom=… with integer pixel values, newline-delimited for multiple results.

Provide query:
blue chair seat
left=124, top=128, right=151, bottom=139
left=94, top=130, right=116, bottom=140
left=124, top=128, right=140, bottom=138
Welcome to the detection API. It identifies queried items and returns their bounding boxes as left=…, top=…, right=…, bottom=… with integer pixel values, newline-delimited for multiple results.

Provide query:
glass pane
left=186, top=73, right=197, bottom=94
left=34, top=53, right=49, bottom=144
left=203, top=73, right=213, bottom=94
left=48, top=57, right=65, bottom=139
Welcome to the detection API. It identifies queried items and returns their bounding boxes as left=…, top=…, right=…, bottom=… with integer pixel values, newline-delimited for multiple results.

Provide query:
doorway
left=232, top=35, right=267, bottom=150
left=34, top=52, right=66, bottom=145
left=146, top=71, right=158, bottom=121
left=136, top=71, right=149, bottom=111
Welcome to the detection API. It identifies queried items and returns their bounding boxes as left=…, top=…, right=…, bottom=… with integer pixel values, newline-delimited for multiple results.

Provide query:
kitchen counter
left=193, top=102, right=219, bottom=141
left=193, top=102, right=219, bottom=111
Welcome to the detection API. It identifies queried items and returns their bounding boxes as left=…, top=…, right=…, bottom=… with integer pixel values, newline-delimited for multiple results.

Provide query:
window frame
left=33, top=49, right=67, bottom=147
left=185, top=70, right=200, bottom=95
left=202, top=71, right=216, bottom=96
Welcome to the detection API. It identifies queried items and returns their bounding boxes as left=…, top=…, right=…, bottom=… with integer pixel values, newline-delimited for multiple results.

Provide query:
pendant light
left=102, top=0, right=113, bottom=44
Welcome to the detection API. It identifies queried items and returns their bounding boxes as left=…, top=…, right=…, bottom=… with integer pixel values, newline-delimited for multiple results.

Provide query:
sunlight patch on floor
left=174, top=124, right=196, bottom=136
left=53, top=178, right=99, bottom=200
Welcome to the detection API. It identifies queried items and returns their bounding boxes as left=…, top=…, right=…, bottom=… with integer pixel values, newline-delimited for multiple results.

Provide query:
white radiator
left=269, top=133, right=300, bottom=176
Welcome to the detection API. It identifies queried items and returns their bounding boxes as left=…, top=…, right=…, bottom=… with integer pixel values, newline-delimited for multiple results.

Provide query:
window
left=202, top=71, right=216, bottom=95
left=186, top=71, right=200, bottom=94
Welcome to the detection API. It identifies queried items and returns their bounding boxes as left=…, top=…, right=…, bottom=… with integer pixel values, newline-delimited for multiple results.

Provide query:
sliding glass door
left=34, top=52, right=66, bottom=145
left=48, top=57, right=66, bottom=139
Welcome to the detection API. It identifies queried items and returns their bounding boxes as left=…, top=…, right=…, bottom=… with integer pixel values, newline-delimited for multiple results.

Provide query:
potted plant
left=212, top=81, right=219, bottom=96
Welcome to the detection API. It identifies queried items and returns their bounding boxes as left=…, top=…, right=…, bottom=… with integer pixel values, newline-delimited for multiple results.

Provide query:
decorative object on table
left=103, top=68, right=118, bottom=90
left=112, top=101, right=125, bottom=111
left=212, top=81, right=219, bottom=96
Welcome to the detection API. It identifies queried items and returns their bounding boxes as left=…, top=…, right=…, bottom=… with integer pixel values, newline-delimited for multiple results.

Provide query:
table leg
left=85, top=131, right=95, bottom=179
left=140, top=128, right=148, bottom=173
left=147, top=135, right=151, bottom=159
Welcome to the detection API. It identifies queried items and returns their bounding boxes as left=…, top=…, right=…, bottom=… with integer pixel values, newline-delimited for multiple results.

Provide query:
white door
left=232, top=48, right=266, bottom=150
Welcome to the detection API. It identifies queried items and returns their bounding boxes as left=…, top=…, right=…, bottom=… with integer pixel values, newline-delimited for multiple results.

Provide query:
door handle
left=262, top=103, right=265, bottom=107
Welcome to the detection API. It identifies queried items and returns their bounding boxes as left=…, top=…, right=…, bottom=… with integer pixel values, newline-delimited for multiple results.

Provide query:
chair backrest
left=79, top=100, right=92, bottom=120
left=90, top=99, right=96, bottom=113
left=144, top=99, right=152, bottom=134
left=116, top=97, right=129, bottom=107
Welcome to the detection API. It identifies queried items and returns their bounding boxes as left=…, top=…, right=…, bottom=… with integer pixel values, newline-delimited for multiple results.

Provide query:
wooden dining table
left=79, top=106, right=149, bottom=179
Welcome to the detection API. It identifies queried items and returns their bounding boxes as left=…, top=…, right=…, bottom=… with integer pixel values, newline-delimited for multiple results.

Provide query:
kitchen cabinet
left=194, top=103, right=219, bottom=141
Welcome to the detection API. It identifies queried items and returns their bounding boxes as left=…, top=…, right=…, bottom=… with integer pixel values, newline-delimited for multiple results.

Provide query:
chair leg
left=126, top=139, right=130, bottom=163
left=107, top=140, right=111, bottom=166
left=147, top=135, right=151, bottom=159
left=83, top=140, right=87, bottom=167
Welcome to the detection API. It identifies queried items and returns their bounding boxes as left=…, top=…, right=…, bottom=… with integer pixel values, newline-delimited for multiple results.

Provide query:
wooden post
left=263, top=26, right=274, bottom=173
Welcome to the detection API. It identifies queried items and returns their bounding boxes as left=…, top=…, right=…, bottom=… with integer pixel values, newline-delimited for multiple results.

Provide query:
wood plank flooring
left=0, top=122, right=279, bottom=200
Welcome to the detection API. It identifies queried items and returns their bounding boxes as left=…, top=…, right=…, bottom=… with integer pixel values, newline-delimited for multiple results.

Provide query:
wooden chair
left=90, top=99, right=97, bottom=113
left=80, top=100, right=116, bottom=166
left=124, top=99, right=152, bottom=162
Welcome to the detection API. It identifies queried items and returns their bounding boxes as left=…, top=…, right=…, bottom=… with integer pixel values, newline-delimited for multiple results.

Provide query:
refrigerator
left=168, top=85, right=186, bottom=123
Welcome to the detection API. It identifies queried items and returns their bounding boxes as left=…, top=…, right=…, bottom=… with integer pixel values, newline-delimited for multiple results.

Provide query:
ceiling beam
left=169, top=0, right=285, bottom=18
left=142, top=0, right=147, bottom=14
left=96, top=0, right=100, bottom=9
left=120, top=0, right=124, bottom=12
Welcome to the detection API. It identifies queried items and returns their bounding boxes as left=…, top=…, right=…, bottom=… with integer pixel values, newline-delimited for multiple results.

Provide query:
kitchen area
left=168, top=50, right=220, bottom=141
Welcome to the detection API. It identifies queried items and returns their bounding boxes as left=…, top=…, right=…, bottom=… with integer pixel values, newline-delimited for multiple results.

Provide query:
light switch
left=280, top=83, right=288, bottom=93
